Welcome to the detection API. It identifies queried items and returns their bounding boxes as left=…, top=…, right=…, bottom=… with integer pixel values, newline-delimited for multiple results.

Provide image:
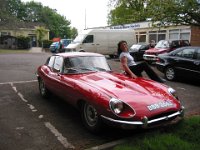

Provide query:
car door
left=173, top=47, right=197, bottom=77
left=193, top=48, right=200, bottom=79
left=48, top=56, right=64, bottom=95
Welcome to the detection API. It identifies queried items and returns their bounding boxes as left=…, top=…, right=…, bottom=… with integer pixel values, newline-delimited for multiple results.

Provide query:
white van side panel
left=94, top=32, right=108, bottom=54
left=66, top=29, right=136, bottom=56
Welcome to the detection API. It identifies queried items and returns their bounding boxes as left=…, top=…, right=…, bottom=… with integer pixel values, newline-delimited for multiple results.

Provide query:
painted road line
left=0, top=80, right=37, bottom=85
left=10, top=83, right=18, bottom=93
left=27, top=104, right=37, bottom=112
left=8, top=81, right=75, bottom=149
left=45, top=122, right=75, bottom=149
left=10, top=82, right=29, bottom=103
left=18, top=92, right=28, bottom=103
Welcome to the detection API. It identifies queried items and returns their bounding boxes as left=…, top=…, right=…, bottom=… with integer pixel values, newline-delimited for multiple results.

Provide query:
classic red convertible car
left=37, top=52, right=184, bottom=133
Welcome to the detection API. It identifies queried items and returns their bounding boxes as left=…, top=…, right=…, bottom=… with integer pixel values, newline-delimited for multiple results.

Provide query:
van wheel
left=165, top=66, right=176, bottom=81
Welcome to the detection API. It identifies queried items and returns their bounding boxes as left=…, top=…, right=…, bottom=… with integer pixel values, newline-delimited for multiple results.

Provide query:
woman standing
left=118, top=40, right=165, bottom=83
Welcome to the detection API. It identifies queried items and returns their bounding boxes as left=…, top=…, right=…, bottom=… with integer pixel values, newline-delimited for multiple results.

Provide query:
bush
left=17, top=36, right=31, bottom=49
left=43, top=40, right=52, bottom=48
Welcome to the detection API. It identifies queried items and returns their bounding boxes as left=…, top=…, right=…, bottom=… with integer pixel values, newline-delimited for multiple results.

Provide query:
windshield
left=155, top=40, right=170, bottom=48
left=130, top=44, right=141, bottom=49
left=72, top=34, right=86, bottom=44
left=63, top=56, right=111, bottom=74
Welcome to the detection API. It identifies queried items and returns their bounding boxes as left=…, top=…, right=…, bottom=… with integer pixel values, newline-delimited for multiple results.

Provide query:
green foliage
left=108, top=0, right=200, bottom=27
left=113, top=116, right=200, bottom=150
left=108, top=0, right=148, bottom=25
left=42, top=40, right=52, bottom=48
left=17, top=35, right=31, bottom=49
left=0, top=0, right=78, bottom=39
left=71, top=27, right=78, bottom=39
left=169, top=116, right=200, bottom=144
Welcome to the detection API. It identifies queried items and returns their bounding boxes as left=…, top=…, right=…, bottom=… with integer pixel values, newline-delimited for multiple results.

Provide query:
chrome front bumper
left=101, top=107, right=184, bottom=128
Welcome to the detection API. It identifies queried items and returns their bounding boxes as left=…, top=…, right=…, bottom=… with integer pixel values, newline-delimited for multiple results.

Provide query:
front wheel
left=165, top=66, right=176, bottom=81
left=81, top=102, right=102, bottom=133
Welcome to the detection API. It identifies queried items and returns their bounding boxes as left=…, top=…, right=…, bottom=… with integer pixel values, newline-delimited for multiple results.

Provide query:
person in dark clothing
left=118, top=40, right=165, bottom=83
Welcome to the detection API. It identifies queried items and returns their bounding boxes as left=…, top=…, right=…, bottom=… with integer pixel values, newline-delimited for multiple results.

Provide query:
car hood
left=67, top=72, right=180, bottom=115
left=146, top=47, right=168, bottom=53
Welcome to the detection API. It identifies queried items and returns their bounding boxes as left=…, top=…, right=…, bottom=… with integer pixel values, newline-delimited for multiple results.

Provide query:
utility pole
left=85, top=9, right=87, bottom=29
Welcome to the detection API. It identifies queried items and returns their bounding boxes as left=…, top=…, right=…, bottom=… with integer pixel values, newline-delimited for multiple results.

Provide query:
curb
left=85, top=139, right=126, bottom=150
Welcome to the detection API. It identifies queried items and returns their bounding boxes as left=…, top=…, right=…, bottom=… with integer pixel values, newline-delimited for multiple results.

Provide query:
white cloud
left=21, top=0, right=109, bottom=31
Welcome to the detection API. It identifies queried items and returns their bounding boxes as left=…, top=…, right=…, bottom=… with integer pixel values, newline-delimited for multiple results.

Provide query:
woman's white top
left=119, top=52, right=136, bottom=67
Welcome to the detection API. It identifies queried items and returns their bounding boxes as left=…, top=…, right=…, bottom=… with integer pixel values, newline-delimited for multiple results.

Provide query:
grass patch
left=114, top=115, right=200, bottom=150
left=0, top=49, right=29, bottom=54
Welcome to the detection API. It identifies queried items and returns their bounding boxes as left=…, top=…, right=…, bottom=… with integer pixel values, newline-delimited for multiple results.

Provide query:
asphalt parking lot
left=0, top=52, right=200, bottom=150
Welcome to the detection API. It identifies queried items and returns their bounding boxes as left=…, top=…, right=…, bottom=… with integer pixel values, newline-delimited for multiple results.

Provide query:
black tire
left=38, top=78, right=50, bottom=98
left=165, top=66, right=176, bottom=81
left=81, top=102, right=102, bottom=133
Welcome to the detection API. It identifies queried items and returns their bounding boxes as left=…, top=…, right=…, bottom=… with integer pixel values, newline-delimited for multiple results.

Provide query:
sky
left=21, top=0, right=110, bottom=31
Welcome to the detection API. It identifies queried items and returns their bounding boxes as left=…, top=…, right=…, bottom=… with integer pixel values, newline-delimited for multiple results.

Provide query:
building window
left=136, top=32, right=147, bottom=43
left=149, top=30, right=166, bottom=43
left=169, top=28, right=190, bottom=41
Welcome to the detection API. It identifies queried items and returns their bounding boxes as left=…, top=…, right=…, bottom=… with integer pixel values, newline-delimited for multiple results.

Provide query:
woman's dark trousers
left=129, top=61, right=164, bottom=83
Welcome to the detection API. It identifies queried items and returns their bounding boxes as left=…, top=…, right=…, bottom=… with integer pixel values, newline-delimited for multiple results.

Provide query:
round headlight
left=168, top=87, right=179, bottom=100
left=109, top=98, right=123, bottom=114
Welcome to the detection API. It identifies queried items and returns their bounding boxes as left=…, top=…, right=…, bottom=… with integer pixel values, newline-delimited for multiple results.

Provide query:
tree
left=108, top=0, right=148, bottom=25
left=22, top=1, right=72, bottom=39
left=108, top=0, right=200, bottom=27
left=147, top=0, right=200, bottom=27
left=71, top=27, right=78, bottom=39
left=35, top=26, right=48, bottom=46
left=0, top=0, right=78, bottom=39
left=0, top=0, right=22, bottom=24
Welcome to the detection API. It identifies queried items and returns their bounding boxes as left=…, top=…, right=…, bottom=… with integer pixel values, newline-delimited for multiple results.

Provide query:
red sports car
left=37, top=52, right=184, bottom=133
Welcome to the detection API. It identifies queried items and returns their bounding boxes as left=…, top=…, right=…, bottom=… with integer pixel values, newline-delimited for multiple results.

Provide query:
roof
left=0, top=21, right=47, bottom=30
left=55, top=52, right=104, bottom=58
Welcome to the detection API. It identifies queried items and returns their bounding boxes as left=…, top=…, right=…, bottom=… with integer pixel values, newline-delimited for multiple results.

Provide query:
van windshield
left=72, top=34, right=86, bottom=44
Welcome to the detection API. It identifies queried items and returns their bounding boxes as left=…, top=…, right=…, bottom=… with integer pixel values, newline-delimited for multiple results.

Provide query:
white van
left=65, top=29, right=136, bottom=58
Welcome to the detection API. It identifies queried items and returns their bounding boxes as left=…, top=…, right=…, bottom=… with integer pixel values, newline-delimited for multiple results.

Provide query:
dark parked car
left=129, top=43, right=150, bottom=61
left=144, top=40, right=190, bottom=63
left=50, top=39, right=72, bottom=53
left=49, top=42, right=60, bottom=53
left=156, top=46, right=200, bottom=81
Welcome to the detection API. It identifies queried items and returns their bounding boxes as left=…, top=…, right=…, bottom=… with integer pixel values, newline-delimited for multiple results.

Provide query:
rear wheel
left=165, top=66, right=176, bottom=81
left=38, top=78, right=50, bottom=98
left=81, top=102, right=102, bottom=133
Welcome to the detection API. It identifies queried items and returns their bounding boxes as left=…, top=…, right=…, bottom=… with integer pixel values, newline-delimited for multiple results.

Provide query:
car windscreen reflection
left=63, top=56, right=111, bottom=74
